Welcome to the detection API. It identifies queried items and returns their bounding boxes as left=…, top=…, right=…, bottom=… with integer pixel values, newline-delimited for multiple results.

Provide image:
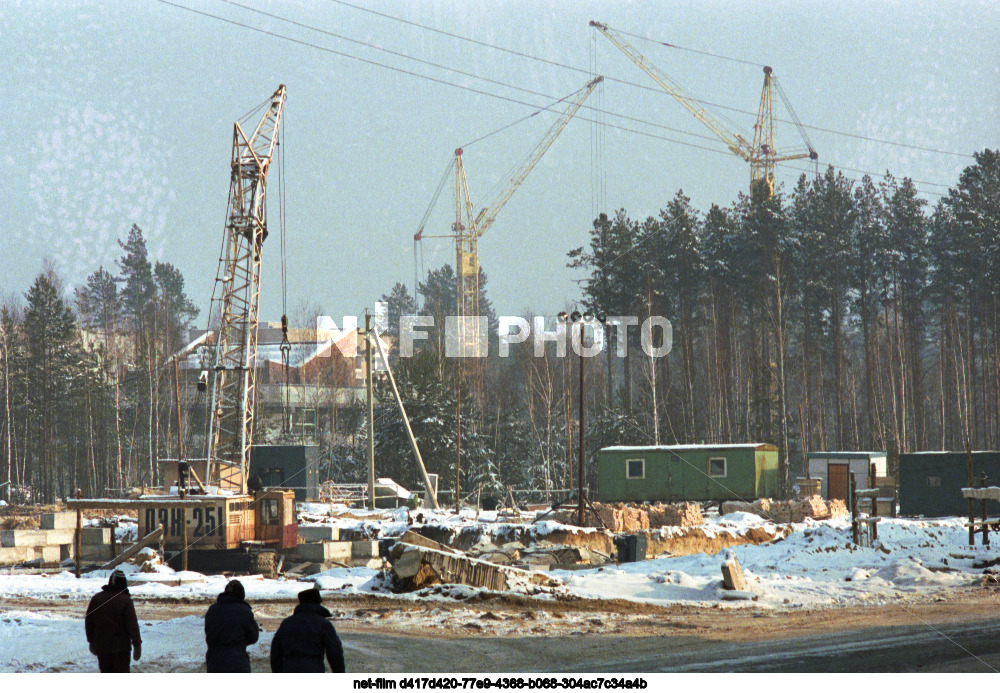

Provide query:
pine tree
left=24, top=270, right=79, bottom=501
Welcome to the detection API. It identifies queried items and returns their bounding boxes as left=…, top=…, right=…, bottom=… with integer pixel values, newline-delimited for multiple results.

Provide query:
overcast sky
left=2, top=0, right=997, bottom=327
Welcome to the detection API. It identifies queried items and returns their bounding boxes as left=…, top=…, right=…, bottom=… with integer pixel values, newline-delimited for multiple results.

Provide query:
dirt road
left=10, top=585, right=1000, bottom=672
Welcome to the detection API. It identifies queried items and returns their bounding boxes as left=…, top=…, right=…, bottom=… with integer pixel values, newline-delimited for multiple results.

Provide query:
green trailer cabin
left=898, top=451, right=1000, bottom=517
left=597, top=444, right=779, bottom=503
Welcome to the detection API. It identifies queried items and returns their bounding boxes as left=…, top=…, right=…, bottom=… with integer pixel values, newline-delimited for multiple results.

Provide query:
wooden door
left=828, top=463, right=849, bottom=501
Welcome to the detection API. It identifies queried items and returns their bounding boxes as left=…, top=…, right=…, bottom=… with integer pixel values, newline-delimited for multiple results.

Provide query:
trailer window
left=926, top=476, right=941, bottom=487
left=261, top=498, right=280, bottom=525
left=708, top=457, right=727, bottom=478
left=626, top=458, right=645, bottom=479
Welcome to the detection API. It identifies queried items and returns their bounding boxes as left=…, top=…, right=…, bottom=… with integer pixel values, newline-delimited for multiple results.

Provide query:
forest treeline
left=364, top=151, right=1000, bottom=500
left=0, top=225, right=197, bottom=502
left=2, top=150, right=999, bottom=503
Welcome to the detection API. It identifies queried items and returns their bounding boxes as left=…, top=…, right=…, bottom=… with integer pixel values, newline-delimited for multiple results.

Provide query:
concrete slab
left=34, top=546, right=62, bottom=563
left=40, top=512, right=77, bottom=530
left=298, top=525, right=341, bottom=542
left=0, top=546, right=32, bottom=565
left=44, top=529, right=77, bottom=545
left=82, top=527, right=112, bottom=545
left=351, top=540, right=379, bottom=559
left=80, top=545, right=113, bottom=562
left=298, top=541, right=352, bottom=563
left=1, top=530, right=48, bottom=547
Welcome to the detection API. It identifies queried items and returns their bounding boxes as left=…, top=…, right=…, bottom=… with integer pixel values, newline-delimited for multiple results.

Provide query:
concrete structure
left=899, top=451, right=1000, bottom=517
left=807, top=452, right=887, bottom=501
left=297, top=525, right=341, bottom=542
left=297, top=540, right=353, bottom=563
left=597, top=444, right=779, bottom=503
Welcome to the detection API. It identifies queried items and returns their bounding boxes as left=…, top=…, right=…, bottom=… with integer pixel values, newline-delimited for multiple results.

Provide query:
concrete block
left=44, top=529, right=77, bottom=545
left=298, top=525, right=341, bottom=542
left=298, top=541, right=352, bottom=563
left=351, top=540, right=379, bottom=559
left=0, top=546, right=32, bottom=565
left=34, top=546, right=62, bottom=564
left=40, top=512, right=77, bottom=530
left=82, top=527, right=112, bottom=545
left=722, top=555, right=749, bottom=592
left=1, top=529, right=48, bottom=547
left=80, top=545, right=114, bottom=562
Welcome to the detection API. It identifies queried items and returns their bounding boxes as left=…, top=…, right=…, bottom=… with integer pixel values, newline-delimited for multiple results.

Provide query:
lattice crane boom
left=590, top=21, right=815, bottom=196
left=471, top=75, right=604, bottom=238
left=207, top=84, right=286, bottom=493
left=452, top=75, right=602, bottom=352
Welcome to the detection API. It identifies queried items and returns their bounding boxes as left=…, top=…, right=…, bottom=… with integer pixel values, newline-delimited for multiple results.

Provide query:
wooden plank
left=962, top=487, right=1000, bottom=501
left=100, top=526, right=164, bottom=571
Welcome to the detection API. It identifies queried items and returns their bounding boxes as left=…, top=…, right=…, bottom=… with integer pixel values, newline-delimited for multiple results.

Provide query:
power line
left=216, top=0, right=721, bottom=147
left=154, top=0, right=735, bottom=156
left=154, top=0, right=960, bottom=196
left=326, top=0, right=976, bottom=161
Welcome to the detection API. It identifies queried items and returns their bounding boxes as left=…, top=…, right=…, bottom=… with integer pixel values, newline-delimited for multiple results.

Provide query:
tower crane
left=590, top=21, right=816, bottom=197
left=207, top=84, right=286, bottom=493
left=415, top=75, right=603, bottom=351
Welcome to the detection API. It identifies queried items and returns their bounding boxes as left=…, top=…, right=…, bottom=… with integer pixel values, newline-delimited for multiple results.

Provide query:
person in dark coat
left=85, top=569, right=142, bottom=673
left=270, top=588, right=345, bottom=673
left=204, top=579, right=260, bottom=672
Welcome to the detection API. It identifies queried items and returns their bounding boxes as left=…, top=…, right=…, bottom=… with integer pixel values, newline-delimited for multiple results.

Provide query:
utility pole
left=578, top=321, right=586, bottom=527
left=366, top=311, right=375, bottom=510
left=456, top=373, right=462, bottom=511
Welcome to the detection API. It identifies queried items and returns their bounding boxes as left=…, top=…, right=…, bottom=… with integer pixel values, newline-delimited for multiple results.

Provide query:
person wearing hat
left=85, top=569, right=142, bottom=673
left=269, top=587, right=345, bottom=673
left=204, top=579, right=261, bottom=672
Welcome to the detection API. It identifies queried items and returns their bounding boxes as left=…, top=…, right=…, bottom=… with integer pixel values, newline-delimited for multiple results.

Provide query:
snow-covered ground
left=555, top=514, right=996, bottom=608
left=2, top=508, right=998, bottom=672
left=0, top=610, right=276, bottom=672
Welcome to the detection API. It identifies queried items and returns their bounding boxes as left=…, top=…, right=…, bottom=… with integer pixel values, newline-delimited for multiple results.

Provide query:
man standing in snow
left=204, top=579, right=260, bottom=672
left=270, top=587, right=345, bottom=672
left=85, top=569, right=142, bottom=673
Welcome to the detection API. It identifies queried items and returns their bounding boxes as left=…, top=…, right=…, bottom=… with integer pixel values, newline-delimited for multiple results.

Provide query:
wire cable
left=324, top=0, right=976, bottom=160
left=154, top=0, right=961, bottom=199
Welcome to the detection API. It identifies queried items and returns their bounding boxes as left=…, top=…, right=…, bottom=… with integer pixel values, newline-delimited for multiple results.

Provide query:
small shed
left=597, top=444, right=779, bottom=503
left=249, top=445, right=320, bottom=501
left=899, top=451, right=1000, bottom=517
left=806, top=452, right=887, bottom=501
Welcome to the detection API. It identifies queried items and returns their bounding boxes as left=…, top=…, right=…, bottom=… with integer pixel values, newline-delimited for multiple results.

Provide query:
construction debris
left=550, top=502, right=704, bottom=531
left=719, top=495, right=848, bottom=523
left=721, top=551, right=749, bottom=591
left=388, top=542, right=559, bottom=592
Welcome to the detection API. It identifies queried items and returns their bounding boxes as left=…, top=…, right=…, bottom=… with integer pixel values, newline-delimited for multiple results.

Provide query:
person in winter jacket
left=204, top=579, right=260, bottom=672
left=270, top=588, right=345, bottom=673
left=85, top=569, right=142, bottom=673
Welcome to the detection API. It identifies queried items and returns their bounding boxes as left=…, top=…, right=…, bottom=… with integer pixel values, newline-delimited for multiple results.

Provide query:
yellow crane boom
left=452, top=75, right=603, bottom=352
left=590, top=21, right=815, bottom=196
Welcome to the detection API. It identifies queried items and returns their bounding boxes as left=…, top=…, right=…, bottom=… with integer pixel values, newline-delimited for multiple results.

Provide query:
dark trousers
left=97, top=651, right=131, bottom=673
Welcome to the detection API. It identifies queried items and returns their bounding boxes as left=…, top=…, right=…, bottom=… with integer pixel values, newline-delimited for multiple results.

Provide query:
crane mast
left=590, top=21, right=814, bottom=196
left=454, top=75, right=603, bottom=351
left=206, top=84, right=286, bottom=493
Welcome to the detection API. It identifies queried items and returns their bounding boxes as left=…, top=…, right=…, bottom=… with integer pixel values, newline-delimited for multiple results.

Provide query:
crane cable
left=278, top=111, right=291, bottom=434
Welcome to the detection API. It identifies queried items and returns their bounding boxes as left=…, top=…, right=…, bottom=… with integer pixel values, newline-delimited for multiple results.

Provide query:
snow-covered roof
left=901, top=450, right=1000, bottom=456
left=601, top=443, right=774, bottom=452
left=808, top=451, right=886, bottom=459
